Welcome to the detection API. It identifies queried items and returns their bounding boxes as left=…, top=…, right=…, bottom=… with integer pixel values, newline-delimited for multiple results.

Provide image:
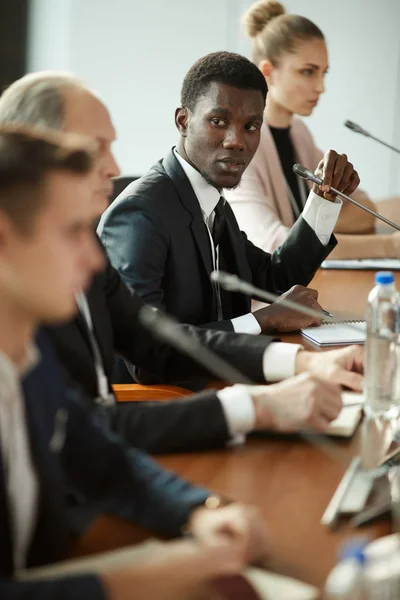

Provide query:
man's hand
left=295, top=345, right=364, bottom=391
left=313, top=150, right=360, bottom=201
left=253, top=285, right=322, bottom=332
left=188, top=503, right=269, bottom=566
left=102, top=538, right=244, bottom=600
left=250, top=374, right=342, bottom=433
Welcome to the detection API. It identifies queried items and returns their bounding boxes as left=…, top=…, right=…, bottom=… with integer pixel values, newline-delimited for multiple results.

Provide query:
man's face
left=176, top=82, right=264, bottom=190
left=0, top=170, right=104, bottom=323
left=63, top=88, right=120, bottom=216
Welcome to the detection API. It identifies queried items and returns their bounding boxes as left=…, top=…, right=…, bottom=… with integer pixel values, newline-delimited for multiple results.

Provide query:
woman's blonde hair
left=243, top=0, right=324, bottom=66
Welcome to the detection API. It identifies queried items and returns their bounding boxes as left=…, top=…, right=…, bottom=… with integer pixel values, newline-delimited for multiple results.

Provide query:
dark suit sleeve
left=242, top=215, right=336, bottom=295
left=0, top=573, right=106, bottom=600
left=101, top=254, right=273, bottom=385
left=108, top=390, right=230, bottom=453
left=100, top=200, right=168, bottom=310
left=62, top=386, right=210, bottom=537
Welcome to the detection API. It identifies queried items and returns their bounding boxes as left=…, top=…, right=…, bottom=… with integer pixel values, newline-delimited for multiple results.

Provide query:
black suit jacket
left=0, top=330, right=209, bottom=599
left=48, top=248, right=276, bottom=452
left=98, top=148, right=336, bottom=339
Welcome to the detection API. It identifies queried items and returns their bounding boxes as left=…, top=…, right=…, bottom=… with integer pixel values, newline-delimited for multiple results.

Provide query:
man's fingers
left=333, top=368, right=364, bottom=391
left=319, top=153, right=335, bottom=192
left=193, top=542, right=245, bottom=578
left=305, top=286, right=319, bottom=299
left=319, top=395, right=343, bottom=421
left=342, top=171, right=360, bottom=197
left=308, top=414, right=331, bottom=432
left=330, top=153, right=348, bottom=190
left=333, top=162, right=353, bottom=197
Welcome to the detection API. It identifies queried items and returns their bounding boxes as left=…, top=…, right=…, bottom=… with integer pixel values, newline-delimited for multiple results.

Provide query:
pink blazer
left=225, top=117, right=371, bottom=252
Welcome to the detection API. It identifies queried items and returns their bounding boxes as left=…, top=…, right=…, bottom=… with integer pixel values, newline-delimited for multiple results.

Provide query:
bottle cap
left=339, top=539, right=367, bottom=565
left=375, top=271, right=394, bottom=285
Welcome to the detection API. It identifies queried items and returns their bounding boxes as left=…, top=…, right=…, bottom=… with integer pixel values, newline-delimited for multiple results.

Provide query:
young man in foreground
left=0, top=126, right=269, bottom=599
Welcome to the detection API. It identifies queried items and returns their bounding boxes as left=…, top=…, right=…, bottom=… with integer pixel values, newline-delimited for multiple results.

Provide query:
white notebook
left=321, top=258, right=400, bottom=270
left=327, top=404, right=363, bottom=437
left=301, top=320, right=366, bottom=346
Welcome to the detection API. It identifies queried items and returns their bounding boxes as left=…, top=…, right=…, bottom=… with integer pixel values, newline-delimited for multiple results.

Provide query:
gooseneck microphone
left=345, top=120, right=400, bottom=155
left=293, top=163, right=400, bottom=232
left=139, top=305, right=252, bottom=385
left=210, top=270, right=326, bottom=321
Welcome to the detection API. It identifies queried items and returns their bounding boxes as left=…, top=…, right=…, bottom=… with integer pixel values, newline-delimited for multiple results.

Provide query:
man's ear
left=175, top=107, right=189, bottom=136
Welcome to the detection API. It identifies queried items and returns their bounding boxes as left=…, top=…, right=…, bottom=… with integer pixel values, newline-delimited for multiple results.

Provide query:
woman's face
left=265, top=37, right=329, bottom=117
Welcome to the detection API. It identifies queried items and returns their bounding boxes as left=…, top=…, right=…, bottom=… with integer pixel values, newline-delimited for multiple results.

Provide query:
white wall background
left=28, top=0, right=400, bottom=197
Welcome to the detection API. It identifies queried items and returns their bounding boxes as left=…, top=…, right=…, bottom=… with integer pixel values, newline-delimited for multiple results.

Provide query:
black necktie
left=212, top=197, right=226, bottom=250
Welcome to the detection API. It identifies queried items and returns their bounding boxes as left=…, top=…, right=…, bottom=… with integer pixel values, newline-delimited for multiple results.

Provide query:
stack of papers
left=321, top=258, right=400, bottom=270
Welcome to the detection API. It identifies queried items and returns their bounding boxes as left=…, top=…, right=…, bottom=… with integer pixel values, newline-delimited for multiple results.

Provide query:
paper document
left=321, top=258, right=400, bottom=270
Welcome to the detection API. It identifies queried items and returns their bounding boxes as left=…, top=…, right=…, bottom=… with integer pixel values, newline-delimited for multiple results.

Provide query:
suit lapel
left=162, top=150, right=214, bottom=277
left=223, top=206, right=252, bottom=315
left=224, top=208, right=252, bottom=282
left=74, top=284, right=110, bottom=383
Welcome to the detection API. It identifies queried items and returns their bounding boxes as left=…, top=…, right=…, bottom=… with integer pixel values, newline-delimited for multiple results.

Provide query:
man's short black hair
left=181, top=51, right=268, bottom=111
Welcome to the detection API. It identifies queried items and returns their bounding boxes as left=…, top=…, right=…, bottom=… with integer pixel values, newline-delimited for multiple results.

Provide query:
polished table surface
left=76, top=268, right=400, bottom=590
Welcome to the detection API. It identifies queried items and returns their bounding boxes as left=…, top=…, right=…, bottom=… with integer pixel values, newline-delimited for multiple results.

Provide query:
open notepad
left=301, top=319, right=366, bottom=346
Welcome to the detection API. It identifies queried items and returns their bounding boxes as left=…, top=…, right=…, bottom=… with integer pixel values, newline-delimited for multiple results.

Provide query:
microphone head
left=138, top=305, right=179, bottom=338
left=210, top=270, right=241, bottom=292
left=293, top=163, right=322, bottom=185
left=344, top=120, right=370, bottom=137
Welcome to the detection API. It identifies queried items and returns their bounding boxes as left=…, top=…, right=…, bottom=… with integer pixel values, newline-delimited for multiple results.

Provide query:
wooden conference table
left=74, top=268, right=399, bottom=590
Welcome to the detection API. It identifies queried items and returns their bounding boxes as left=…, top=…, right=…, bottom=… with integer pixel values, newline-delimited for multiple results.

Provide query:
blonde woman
left=225, top=0, right=400, bottom=259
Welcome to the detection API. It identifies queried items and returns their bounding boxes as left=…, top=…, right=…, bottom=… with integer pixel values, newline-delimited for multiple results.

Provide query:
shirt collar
left=0, top=343, right=40, bottom=386
left=173, top=148, right=224, bottom=218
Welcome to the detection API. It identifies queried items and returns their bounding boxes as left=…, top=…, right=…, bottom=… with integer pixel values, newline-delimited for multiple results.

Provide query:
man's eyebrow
left=207, top=107, right=232, bottom=116
left=247, top=114, right=264, bottom=122
left=207, top=107, right=263, bottom=121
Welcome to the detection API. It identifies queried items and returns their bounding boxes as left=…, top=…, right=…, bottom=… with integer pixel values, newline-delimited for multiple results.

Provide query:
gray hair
left=0, top=72, right=88, bottom=130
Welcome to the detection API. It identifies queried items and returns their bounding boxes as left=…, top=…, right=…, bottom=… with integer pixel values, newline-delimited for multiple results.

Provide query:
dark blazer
left=98, top=148, right=336, bottom=332
left=47, top=248, right=275, bottom=452
left=0, top=330, right=209, bottom=599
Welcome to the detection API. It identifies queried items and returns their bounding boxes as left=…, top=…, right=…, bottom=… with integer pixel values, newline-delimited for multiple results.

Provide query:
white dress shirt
left=171, top=149, right=343, bottom=439
left=0, top=346, right=39, bottom=570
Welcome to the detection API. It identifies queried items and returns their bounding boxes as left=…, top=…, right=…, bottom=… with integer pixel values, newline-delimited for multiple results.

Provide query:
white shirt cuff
left=262, top=342, right=303, bottom=382
left=231, top=313, right=261, bottom=335
left=302, top=190, right=342, bottom=246
left=217, top=384, right=256, bottom=443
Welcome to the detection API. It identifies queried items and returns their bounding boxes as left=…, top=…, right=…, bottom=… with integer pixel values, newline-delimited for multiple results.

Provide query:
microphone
left=345, top=120, right=400, bottom=155
left=293, top=163, right=400, bottom=232
left=139, top=305, right=252, bottom=385
left=210, top=270, right=326, bottom=322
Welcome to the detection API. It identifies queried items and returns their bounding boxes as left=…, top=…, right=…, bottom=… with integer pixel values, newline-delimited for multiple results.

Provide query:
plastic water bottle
left=365, top=271, right=400, bottom=419
left=325, top=540, right=366, bottom=599
left=363, top=534, right=400, bottom=599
